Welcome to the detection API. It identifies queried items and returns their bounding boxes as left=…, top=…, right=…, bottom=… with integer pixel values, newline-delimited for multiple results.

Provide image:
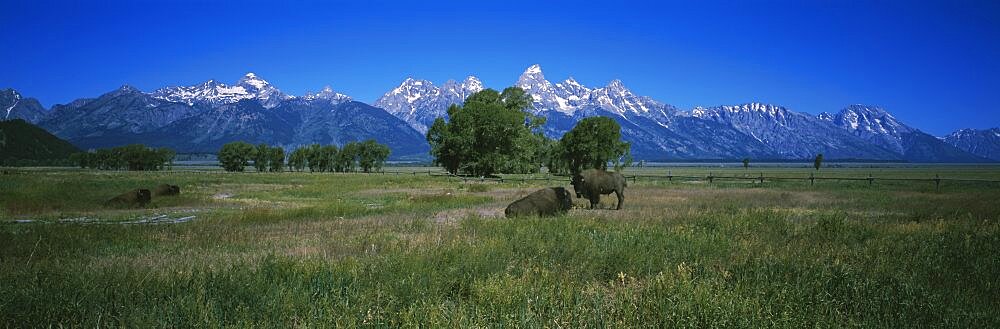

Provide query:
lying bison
left=105, top=189, right=151, bottom=208
left=153, top=184, right=180, bottom=196
left=505, top=187, right=573, bottom=218
left=572, top=169, right=627, bottom=210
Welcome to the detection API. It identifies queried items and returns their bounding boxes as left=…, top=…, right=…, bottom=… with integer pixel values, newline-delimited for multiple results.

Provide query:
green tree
left=304, top=144, right=324, bottom=172
left=357, top=139, right=391, bottom=173
left=219, top=141, right=256, bottom=172
left=814, top=153, right=824, bottom=171
left=557, top=116, right=631, bottom=175
left=155, top=147, right=176, bottom=170
left=253, top=144, right=271, bottom=172
left=319, top=145, right=338, bottom=172
left=544, top=140, right=571, bottom=174
left=76, top=145, right=174, bottom=171
left=269, top=146, right=285, bottom=172
left=288, top=147, right=308, bottom=171
left=69, top=153, right=87, bottom=169
left=426, top=87, right=541, bottom=176
left=335, top=142, right=359, bottom=172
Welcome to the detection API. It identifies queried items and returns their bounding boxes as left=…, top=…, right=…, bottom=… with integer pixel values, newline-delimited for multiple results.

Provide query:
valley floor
left=1, top=166, right=999, bottom=327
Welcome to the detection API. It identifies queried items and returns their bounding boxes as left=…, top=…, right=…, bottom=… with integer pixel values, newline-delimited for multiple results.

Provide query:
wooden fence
left=375, top=169, right=1000, bottom=190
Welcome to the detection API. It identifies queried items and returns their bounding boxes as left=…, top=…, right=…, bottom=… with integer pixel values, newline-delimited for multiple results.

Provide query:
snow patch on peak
left=524, top=64, right=542, bottom=75
left=303, top=85, right=351, bottom=104
left=463, top=76, right=484, bottom=92
left=375, top=75, right=485, bottom=134
left=237, top=72, right=270, bottom=90
left=150, top=73, right=290, bottom=108
left=564, top=77, right=583, bottom=87
left=116, top=85, right=142, bottom=94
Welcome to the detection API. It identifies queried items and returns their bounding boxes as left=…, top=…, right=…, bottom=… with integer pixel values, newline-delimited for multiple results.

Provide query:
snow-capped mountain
left=7, top=67, right=993, bottom=162
left=384, top=65, right=775, bottom=159
left=40, top=85, right=200, bottom=141
left=151, top=73, right=293, bottom=109
left=943, top=128, right=1000, bottom=161
left=515, top=65, right=675, bottom=122
left=25, top=73, right=428, bottom=157
left=302, top=86, right=352, bottom=104
left=692, top=103, right=901, bottom=159
left=1, top=89, right=47, bottom=123
left=374, top=64, right=989, bottom=161
left=374, top=76, right=483, bottom=134
left=517, top=64, right=586, bottom=115
left=818, top=105, right=985, bottom=162
left=512, top=65, right=767, bottom=159
left=818, top=105, right=913, bottom=154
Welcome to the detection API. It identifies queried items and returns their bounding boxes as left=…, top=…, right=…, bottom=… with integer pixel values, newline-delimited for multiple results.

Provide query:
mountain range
left=1, top=76, right=428, bottom=158
left=0, top=66, right=996, bottom=162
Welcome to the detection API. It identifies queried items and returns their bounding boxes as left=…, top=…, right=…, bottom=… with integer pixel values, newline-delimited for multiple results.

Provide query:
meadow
left=1, top=165, right=999, bottom=327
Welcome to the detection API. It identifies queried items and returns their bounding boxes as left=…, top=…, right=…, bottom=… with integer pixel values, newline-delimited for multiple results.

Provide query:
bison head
left=553, top=187, right=573, bottom=211
left=571, top=174, right=585, bottom=198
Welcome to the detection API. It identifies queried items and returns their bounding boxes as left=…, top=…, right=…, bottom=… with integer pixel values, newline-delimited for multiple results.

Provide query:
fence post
left=708, top=172, right=714, bottom=184
left=867, top=173, right=874, bottom=186
left=810, top=172, right=815, bottom=186
left=759, top=172, right=764, bottom=184
left=935, top=174, right=941, bottom=191
left=667, top=170, right=672, bottom=182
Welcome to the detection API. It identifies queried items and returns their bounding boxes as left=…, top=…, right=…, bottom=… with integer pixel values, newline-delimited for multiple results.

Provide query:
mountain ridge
left=2, top=66, right=993, bottom=162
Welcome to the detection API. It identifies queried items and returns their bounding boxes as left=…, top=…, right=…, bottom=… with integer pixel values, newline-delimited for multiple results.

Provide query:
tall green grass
left=1, top=167, right=998, bottom=327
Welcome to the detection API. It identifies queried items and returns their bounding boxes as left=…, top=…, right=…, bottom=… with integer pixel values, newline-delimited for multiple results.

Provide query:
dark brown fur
left=572, top=169, right=627, bottom=210
left=105, top=189, right=151, bottom=208
left=505, top=187, right=573, bottom=218
left=152, top=184, right=180, bottom=196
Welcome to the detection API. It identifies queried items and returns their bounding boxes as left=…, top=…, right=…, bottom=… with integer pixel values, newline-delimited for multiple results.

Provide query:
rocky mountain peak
left=303, top=85, right=352, bottom=104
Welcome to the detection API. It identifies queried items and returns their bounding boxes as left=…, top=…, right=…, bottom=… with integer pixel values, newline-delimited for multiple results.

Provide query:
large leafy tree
left=304, top=144, right=325, bottom=172
left=335, top=142, right=359, bottom=172
left=426, top=87, right=543, bottom=176
left=357, top=139, right=391, bottom=173
left=219, top=141, right=256, bottom=172
left=557, top=116, right=631, bottom=174
left=253, top=143, right=271, bottom=172
left=269, top=146, right=285, bottom=172
left=288, top=147, right=309, bottom=171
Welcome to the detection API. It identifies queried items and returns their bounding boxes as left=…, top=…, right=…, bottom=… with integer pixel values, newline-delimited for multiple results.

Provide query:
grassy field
left=1, top=166, right=999, bottom=327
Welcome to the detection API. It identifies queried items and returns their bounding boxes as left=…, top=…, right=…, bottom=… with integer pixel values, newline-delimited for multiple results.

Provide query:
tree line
left=427, top=87, right=631, bottom=177
left=218, top=140, right=390, bottom=173
left=70, top=144, right=176, bottom=171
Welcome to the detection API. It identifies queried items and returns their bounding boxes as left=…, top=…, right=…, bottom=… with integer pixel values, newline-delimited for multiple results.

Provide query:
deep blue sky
left=2, top=0, right=998, bottom=135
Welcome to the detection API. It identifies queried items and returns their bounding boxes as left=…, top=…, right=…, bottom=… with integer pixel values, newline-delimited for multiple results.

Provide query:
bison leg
left=589, top=195, right=600, bottom=209
left=615, top=190, right=624, bottom=210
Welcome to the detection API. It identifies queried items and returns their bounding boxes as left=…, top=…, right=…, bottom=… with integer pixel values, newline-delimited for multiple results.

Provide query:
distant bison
left=105, top=189, right=151, bottom=208
left=505, top=187, right=573, bottom=218
left=153, top=184, right=180, bottom=196
left=572, top=169, right=627, bottom=210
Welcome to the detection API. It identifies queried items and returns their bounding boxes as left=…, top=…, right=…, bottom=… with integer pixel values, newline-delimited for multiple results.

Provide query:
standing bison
left=505, top=187, right=574, bottom=218
left=571, top=169, right=627, bottom=210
